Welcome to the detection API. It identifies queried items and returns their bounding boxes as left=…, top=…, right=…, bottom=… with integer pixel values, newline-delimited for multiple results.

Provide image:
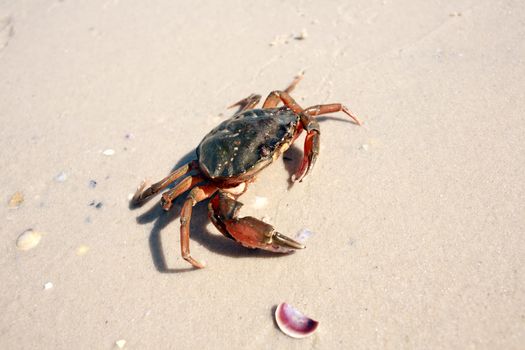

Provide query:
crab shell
left=196, top=108, right=300, bottom=185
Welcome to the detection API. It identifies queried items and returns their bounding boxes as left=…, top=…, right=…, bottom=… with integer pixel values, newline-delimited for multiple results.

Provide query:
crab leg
left=228, top=93, right=261, bottom=112
left=292, top=115, right=320, bottom=182
left=180, top=184, right=218, bottom=268
left=292, top=103, right=362, bottom=182
left=160, top=175, right=205, bottom=211
left=303, top=103, right=362, bottom=125
left=262, top=74, right=304, bottom=109
left=262, top=90, right=304, bottom=113
left=131, top=160, right=198, bottom=206
left=208, top=191, right=305, bottom=252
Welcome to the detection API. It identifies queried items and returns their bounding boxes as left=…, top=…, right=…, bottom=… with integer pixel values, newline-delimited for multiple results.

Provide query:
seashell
left=275, top=302, right=319, bottom=338
left=16, top=229, right=42, bottom=251
left=102, top=149, right=115, bottom=156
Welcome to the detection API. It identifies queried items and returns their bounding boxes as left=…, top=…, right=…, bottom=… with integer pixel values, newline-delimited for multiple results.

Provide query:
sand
left=1, top=0, right=524, bottom=349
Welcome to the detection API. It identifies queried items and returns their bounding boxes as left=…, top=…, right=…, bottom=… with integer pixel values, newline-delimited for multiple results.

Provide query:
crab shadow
left=131, top=149, right=300, bottom=273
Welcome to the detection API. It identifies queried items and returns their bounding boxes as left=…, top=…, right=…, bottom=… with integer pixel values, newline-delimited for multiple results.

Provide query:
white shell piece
left=115, top=339, right=126, bottom=348
left=16, top=229, right=42, bottom=251
left=294, top=228, right=314, bottom=244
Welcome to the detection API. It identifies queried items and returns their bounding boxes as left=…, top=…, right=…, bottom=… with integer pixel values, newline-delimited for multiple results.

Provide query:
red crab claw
left=208, top=191, right=305, bottom=253
left=225, top=217, right=305, bottom=253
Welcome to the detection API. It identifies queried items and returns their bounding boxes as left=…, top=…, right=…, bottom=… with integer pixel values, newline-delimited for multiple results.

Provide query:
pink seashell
left=275, top=302, right=319, bottom=338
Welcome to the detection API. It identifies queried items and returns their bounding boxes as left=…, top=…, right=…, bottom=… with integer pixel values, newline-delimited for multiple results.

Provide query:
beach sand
left=1, top=1, right=524, bottom=349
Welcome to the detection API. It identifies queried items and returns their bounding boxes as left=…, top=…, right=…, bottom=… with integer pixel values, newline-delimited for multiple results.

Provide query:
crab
left=132, top=76, right=361, bottom=268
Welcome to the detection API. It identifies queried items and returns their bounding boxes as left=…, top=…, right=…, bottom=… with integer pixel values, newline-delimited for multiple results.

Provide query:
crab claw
left=224, top=217, right=305, bottom=253
left=208, top=191, right=305, bottom=253
left=273, top=232, right=306, bottom=250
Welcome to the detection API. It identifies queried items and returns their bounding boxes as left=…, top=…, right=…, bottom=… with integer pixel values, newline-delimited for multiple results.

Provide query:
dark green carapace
left=197, top=108, right=299, bottom=179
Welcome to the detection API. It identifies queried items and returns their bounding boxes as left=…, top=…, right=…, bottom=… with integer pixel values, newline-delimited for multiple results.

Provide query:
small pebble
left=102, top=149, right=115, bottom=156
left=115, top=339, right=126, bottom=349
left=76, top=245, right=90, bottom=256
left=43, top=282, right=53, bottom=290
left=124, top=133, right=135, bottom=140
left=88, top=201, right=103, bottom=208
left=89, top=180, right=97, bottom=188
left=359, top=144, right=369, bottom=151
left=55, top=171, right=67, bottom=182
left=8, top=191, right=24, bottom=209
left=16, top=229, right=42, bottom=251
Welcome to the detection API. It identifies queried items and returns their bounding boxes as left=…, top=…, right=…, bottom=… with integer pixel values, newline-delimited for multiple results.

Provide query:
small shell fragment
left=295, top=228, right=314, bottom=244
left=76, top=245, right=90, bottom=256
left=359, top=144, right=369, bottom=151
left=115, top=339, right=126, bottom=348
left=275, top=302, right=319, bottom=338
left=102, top=149, right=115, bottom=156
left=8, top=191, right=24, bottom=209
left=43, top=282, right=53, bottom=290
left=16, top=229, right=42, bottom=251
left=295, top=28, right=308, bottom=40
left=54, top=171, right=67, bottom=182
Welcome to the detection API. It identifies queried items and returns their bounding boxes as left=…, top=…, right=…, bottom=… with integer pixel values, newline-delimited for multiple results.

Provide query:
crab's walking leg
left=131, top=160, right=198, bottom=206
left=262, top=90, right=304, bottom=113
left=180, top=184, right=218, bottom=268
left=292, top=103, right=363, bottom=182
left=303, top=103, right=362, bottom=125
left=228, top=94, right=261, bottom=112
left=293, top=115, right=320, bottom=182
left=262, top=74, right=304, bottom=108
left=284, top=74, right=303, bottom=93
left=160, top=175, right=204, bottom=211
left=208, top=191, right=305, bottom=253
